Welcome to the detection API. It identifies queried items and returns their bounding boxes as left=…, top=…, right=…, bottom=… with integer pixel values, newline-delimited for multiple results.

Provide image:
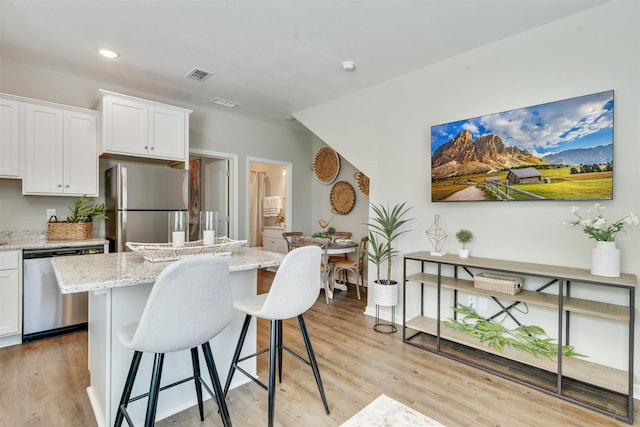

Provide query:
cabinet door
left=0, top=97, right=21, bottom=178
left=0, top=251, right=20, bottom=338
left=149, top=105, right=186, bottom=160
left=102, top=95, right=148, bottom=156
left=0, top=269, right=20, bottom=337
left=64, top=111, right=98, bottom=196
left=23, top=103, right=64, bottom=194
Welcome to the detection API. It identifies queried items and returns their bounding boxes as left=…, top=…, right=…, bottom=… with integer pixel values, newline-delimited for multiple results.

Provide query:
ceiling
left=0, top=0, right=608, bottom=125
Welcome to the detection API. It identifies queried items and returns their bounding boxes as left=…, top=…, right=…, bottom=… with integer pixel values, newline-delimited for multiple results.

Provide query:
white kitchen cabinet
left=96, top=90, right=191, bottom=163
left=0, top=95, right=21, bottom=178
left=22, top=102, right=98, bottom=196
left=262, top=227, right=288, bottom=254
left=0, top=250, right=22, bottom=348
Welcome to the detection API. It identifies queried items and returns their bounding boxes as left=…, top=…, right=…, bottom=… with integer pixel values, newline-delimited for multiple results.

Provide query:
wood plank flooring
left=1, top=269, right=639, bottom=426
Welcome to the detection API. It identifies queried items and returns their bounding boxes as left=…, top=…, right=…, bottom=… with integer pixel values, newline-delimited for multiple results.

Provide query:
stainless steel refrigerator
left=105, top=163, right=188, bottom=252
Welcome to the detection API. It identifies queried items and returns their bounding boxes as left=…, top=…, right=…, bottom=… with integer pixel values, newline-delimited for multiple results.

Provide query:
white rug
left=341, top=394, right=445, bottom=427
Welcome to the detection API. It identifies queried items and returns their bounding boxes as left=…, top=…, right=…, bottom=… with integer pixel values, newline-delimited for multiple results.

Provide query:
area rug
left=341, top=394, right=445, bottom=426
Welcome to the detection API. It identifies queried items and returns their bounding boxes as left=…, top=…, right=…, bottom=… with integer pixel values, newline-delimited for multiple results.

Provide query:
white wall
left=296, top=0, right=640, bottom=387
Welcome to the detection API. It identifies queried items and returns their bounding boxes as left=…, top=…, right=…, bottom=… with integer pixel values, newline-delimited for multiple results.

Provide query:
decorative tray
left=126, top=237, right=247, bottom=262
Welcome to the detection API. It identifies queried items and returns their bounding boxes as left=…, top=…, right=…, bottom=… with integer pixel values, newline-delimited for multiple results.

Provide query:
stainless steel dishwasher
left=23, top=244, right=105, bottom=341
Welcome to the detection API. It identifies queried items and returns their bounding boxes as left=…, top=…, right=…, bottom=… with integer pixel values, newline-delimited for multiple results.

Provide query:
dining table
left=291, top=237, right=359, bottom=298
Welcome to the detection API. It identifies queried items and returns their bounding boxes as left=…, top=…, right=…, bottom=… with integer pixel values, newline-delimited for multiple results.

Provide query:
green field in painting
left=432, top=167, right=612, bottom=201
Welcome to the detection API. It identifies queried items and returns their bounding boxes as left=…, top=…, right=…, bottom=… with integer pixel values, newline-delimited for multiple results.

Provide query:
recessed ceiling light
left=210, top=97, right=238, bottom=108
left=97, top=48, right=119, bottom=59
left=341, top=61, right=356, bottom=72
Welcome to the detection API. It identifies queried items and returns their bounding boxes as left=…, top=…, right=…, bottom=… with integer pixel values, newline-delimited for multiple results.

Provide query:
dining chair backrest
left=356, top=236, right=368, bottom=265
left=259, top=246, right=322, bottom=320
left=282, top=231, right=303, bottom=252
left=333, top=231, right=353, bottom=240
left=125, top=257, right=234, bottom=354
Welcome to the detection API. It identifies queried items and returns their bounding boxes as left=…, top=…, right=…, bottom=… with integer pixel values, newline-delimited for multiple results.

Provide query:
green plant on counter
left=66, top=195, right=107, bottom=223
left=445, top=303, right=586, bottom=359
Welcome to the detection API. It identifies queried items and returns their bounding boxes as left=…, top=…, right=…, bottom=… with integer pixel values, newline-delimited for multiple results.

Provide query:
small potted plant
left=455, top=229, right=473, bottom=258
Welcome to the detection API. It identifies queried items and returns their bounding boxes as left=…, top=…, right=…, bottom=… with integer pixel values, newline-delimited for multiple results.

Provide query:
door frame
left=190, top=148, right=238, bottom=239
left=246, top=156, right=293, bottom=239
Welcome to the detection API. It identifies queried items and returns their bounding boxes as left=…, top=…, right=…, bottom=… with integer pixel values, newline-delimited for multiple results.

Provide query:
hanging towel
left=262, top=196, right=282, bottom=217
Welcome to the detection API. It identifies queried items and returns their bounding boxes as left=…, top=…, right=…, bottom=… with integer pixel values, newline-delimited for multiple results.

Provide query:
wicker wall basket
left=47, top=220, right=93, bottom=240
left=473, top=272, right=523, bottom=295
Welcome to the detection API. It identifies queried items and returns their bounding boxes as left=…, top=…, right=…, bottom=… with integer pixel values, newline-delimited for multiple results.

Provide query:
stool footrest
left=128, top=375, right=196, bottom=403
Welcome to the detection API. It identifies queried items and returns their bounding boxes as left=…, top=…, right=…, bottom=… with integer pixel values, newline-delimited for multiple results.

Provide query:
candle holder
left=169, top=211, right=188, bottom=248
left=200, top=211, right=219, bottom=246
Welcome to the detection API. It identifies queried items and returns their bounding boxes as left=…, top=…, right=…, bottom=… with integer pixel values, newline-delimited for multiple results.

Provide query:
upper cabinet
left=22, top=102, right=98, bottom=196
left=95, top=90, right=192, bottom=163
left=0, top=95, right=22, bottom=179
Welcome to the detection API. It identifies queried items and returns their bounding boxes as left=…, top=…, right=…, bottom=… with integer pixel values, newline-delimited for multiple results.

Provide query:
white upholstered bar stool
left=114, top=257, right=233, bottom=427
left=223, top=246, right=330, bottom=427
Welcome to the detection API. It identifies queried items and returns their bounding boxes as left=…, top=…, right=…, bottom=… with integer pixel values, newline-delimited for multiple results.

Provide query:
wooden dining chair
left=333, top=236, right=368, bottom=300
left=297, top=237, right=333, bottom=304
left=329, top=231, right=353, bottom=262
left=282, top=231, right=303, bottom=252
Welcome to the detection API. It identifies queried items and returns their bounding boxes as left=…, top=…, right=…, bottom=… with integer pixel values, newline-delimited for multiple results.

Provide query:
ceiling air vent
left=210, top=97, right=238, bottom=108
left=185, top=67, right=213, bottom=82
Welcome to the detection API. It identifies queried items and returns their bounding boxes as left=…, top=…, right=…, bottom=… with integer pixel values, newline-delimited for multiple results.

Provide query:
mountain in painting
left=431, top=130, right=543, bottom=180
left=542, top=144, right=612, bottom=166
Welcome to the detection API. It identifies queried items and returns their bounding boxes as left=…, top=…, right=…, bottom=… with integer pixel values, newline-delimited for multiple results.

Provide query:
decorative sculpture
left=425, top=214, right=447, bottom=256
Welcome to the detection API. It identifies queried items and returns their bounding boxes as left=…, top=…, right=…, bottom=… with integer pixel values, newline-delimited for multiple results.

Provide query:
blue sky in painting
left=431, top=91, right=614, bottom=157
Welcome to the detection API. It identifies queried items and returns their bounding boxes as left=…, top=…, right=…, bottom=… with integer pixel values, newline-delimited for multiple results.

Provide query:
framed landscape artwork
left=430, top=90, right=614, bottom=202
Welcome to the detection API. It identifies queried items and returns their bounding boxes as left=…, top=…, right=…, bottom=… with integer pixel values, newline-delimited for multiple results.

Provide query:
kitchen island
left=52, top=248, right=285, bottom=427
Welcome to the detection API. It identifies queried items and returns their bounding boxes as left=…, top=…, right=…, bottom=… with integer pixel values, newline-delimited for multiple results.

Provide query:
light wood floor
left=1, top=269, right=638, bottom=426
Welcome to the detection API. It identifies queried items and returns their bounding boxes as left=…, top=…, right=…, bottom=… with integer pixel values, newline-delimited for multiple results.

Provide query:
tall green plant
left=366, top=202, right=413, bottom=283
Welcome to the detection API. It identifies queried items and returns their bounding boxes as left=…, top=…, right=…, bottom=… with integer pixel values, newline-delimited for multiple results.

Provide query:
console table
left=402, top=251, right=636, bottom=423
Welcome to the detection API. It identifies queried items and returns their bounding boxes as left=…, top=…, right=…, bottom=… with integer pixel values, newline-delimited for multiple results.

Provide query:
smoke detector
left=185, top=67, right=214, bottom=82
left=341, top=61, right=356, bottom=72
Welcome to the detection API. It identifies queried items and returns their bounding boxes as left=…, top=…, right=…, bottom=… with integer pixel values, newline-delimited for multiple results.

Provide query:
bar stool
left=223, top=246, right=330, bottom=427
left=114, top=257, right=233, bottom=427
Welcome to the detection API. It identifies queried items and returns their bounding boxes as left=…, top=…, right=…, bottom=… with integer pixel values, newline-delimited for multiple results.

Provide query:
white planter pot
left=591, top=241, right=620, bottom=278
left=459, top=249, right=469, bottom=258
left=373, top=280, right=398, bottom=306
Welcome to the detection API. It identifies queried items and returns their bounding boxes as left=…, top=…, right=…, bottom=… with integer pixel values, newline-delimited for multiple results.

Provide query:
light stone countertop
left=52, top=247, right=285, bottom=294
left=0, top=238, right=108, bottom=251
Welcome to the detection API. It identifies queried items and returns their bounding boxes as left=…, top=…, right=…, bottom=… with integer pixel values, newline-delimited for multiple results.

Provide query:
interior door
left=204, top=159, right=230, bottom=237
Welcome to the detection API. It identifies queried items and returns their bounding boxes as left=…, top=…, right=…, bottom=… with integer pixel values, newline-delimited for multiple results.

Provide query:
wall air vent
left=185, top=67, right=213, bottom=82
left=210, top=97, right=238, bottom=108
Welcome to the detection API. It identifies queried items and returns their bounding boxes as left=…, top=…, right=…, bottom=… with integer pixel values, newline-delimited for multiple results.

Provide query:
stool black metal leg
left=144, top=353, right=165, bottom=427
left=224, top=313, right=252, bottom=397
left=202, top=342, right=232, bottom=427
left=277, top=319, right=283, bottom=383
left=190, top=347, right=204, bottom=421
left=298, top=315, right=330, bottom=415
left=268, top=319, right=278, bottom=427
left=114, top=350, right=143, bottom=427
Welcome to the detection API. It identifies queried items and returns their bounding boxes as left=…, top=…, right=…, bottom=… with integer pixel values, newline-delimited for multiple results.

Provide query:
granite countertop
left=0, top=238, right=108, bottom=251
left=52, top=247, right=285, bottom=294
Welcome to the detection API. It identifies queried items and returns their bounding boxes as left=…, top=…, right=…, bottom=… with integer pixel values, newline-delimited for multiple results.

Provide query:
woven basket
left=473, top=272, right=523, bottom=295
left=47, top=220, right=93, bottom=240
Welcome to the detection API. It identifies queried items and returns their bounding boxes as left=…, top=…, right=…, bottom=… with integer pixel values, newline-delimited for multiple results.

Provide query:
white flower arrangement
left=566, top=204, right=638, bottom=242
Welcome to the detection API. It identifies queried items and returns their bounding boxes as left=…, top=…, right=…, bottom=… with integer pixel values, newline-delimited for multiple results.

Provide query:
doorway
left=189, top=148, right=238, bottom=240
left=247, top=158, right=292, bottom=249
